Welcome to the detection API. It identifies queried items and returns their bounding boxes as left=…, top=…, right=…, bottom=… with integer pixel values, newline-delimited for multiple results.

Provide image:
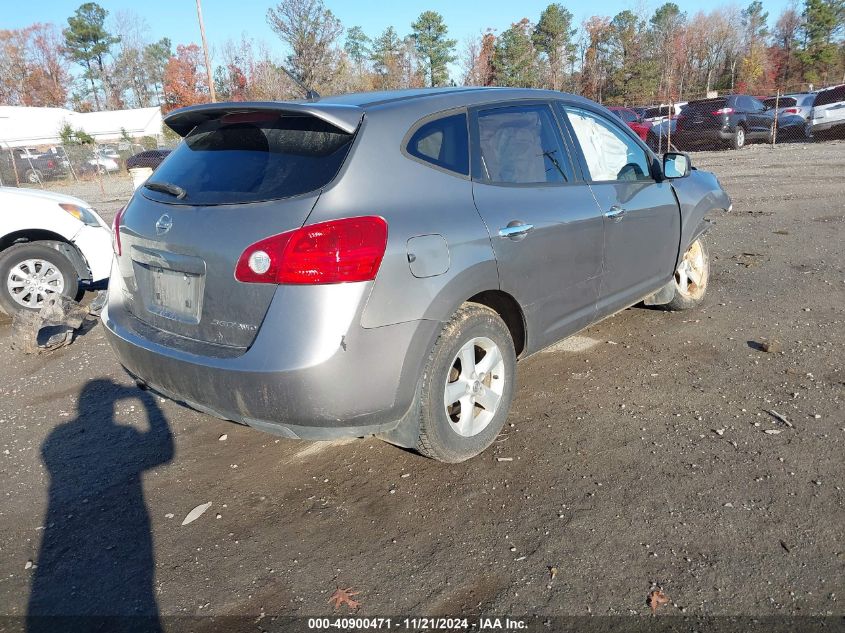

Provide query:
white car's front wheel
left=0, top=242, right=79, bottom=314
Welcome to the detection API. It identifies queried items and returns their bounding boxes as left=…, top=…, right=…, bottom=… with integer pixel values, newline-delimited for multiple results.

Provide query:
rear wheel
left=663, top=237, right=710, bottom=311
left=0, top=242, right=78, bottom=315
left=731, top=126, right=746, bottom=150
left=24, top=169, right=43, bottom=184
left=416, top=303, right=516, bottom=463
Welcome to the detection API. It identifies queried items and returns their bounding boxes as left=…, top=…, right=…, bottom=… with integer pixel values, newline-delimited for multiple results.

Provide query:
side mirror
left=663, top=152, right=691, bottom=179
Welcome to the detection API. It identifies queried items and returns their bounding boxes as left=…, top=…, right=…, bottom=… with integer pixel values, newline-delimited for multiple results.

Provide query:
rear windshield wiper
left=144, top=181, right=187, bottom=199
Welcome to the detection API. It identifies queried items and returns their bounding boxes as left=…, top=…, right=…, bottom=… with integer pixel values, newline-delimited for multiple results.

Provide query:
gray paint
left=103, top=87, right=731, bottom=441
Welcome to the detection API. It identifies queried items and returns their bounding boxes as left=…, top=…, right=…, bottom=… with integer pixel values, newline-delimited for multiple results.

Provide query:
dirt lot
left=0, top=142, right=843, bottom=629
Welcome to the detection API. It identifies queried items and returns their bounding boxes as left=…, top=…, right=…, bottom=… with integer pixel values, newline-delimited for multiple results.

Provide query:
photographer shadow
left=27, top=379, right=174, bottom=633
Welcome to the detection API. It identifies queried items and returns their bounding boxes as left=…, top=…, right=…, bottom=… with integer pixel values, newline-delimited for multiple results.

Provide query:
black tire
left=416, top=303, right=517, bottom=463
left=24, top=169, right=43, bottom=184
left=663, top=236, right=710, bottom=311
left=0, top=242, right=79, bottom=315
left=730, top=125, right=746, bottom=150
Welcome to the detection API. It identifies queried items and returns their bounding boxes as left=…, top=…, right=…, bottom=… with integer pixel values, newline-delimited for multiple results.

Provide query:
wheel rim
left=674, top=240, right=707, bottom=299
left=444, top=336, right=506, bottom=438
left=6, top=258, right=65, bottom=309
left=27, top=172, right=40, bottom=183
left=736, top=128, right=745, bottom=146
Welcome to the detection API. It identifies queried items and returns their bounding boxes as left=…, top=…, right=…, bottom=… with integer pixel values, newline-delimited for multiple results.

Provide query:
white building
left=0, top=105, right=163, bottom=148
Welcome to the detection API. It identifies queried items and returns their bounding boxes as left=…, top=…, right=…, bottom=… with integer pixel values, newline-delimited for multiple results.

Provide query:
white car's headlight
left=59, top=203, right=101, bottom=227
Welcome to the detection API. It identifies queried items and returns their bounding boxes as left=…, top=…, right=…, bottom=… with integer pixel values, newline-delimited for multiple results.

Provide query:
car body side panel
left=309, top=112, right=501, bottom=330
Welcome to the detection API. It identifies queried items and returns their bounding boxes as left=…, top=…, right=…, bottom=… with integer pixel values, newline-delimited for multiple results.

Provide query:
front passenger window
left=564, top=107, right=652, bottom=183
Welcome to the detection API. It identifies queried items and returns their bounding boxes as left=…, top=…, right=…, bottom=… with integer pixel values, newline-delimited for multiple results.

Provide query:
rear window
left=683, top=98, right=727, bottom=115
left=146, top=115, right=354, bottom=205
left=764, top=97, right=796, bottom=108
left=814, top=85, right=845, bottom=107
left=406, top=113, right=469, bottom=175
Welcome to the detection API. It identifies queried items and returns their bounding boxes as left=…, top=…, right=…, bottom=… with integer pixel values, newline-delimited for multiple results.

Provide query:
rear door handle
left=605, top=206, right=627, bottom=221
left=498, top=223, right=534, bottom=238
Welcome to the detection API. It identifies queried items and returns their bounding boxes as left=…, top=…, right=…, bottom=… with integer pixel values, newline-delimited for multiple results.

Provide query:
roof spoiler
left=164, top=102, right=364, bottom=137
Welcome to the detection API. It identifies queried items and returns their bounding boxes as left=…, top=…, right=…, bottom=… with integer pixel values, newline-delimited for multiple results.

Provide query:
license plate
left=137, top=264, right=204, bottom=323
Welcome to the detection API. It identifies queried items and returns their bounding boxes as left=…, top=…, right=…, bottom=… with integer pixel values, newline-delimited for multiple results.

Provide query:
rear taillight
left=712, top=107, right=734, bottom=115
left=47, top=159, right=55, bottom=168
left=235, top=216, right=388, bottom=285
left=783, top=107, right=800, bottom=114
left=112, top=205, right=126, bottom=256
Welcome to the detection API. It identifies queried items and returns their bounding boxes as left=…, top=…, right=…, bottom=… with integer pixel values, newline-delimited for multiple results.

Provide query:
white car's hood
left=0, top=186, right=91, bottom=209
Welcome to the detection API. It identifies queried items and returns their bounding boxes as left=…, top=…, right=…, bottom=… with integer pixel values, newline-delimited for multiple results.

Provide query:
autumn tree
left=162, top=43, right=209, bottom=112
left=533, top=4, right=577, bottom=91
left=266, top=0, right=343, bottom=92
left=63, top=2, right=120, bottom=109
left=461, top=30, right=496, bottom=86
left=0, top=24, right=70, bottom=107
left=410, top=11, right=457, bottom=87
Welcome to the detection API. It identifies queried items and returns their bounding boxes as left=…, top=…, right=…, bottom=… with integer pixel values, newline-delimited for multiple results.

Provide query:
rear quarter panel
left=308, top=109, right=500, bottom=330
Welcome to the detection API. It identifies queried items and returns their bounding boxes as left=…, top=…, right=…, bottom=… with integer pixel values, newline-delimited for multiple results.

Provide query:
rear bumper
left=810, top=119, right=845, bottom=133
left=101, top=286, right=438, bottom=440
left=673, top=127, right=734, bottom=146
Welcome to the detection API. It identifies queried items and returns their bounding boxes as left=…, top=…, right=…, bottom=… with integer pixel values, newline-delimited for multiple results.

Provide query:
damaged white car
left=0, top=188, right=112, bottom=314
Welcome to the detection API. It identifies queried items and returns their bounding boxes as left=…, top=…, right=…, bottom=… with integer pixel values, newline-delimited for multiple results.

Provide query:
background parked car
left=763, top=93, right=815, bottom=140
left=0, top=187, right=112, bottom=313
left=126, top=149, right=172, bottom=171
left=673, top=94, right=775, bottom=150
left=608, top=106, right=650, bottom=141
left=808, top=84, right=845, bottom=140
left=12, top=149, right=69, bottom=184
left=83, top=151, right=120, bottom=175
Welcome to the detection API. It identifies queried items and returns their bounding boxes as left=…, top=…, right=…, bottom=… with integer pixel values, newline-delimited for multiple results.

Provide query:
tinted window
left=146, top=114, right=353, bottom=205
left=406, top=113, right=469, bottom=175
left=614, top=109, right=639, bottom=123
left=476, top=104, right=574, bottom=184
left=684, top=99, right=727, bottom=115
left=749, top=97, right=766, bottom=111
left=764, top=97, right=797, bottom=108
left=564, top=107, right=652, bottom=182
left=814, top=85, right=845, bottom=106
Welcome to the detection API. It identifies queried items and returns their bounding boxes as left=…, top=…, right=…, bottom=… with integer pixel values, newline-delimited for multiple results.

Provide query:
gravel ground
left=0, top=141, right=843, bottom=629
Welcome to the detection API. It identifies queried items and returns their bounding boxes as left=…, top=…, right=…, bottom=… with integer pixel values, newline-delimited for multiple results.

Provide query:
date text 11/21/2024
left=307, top=617, right=528, bottom=630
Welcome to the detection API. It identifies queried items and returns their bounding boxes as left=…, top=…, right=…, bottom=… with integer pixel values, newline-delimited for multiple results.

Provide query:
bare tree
left=266, top=0, right=343, bottom=92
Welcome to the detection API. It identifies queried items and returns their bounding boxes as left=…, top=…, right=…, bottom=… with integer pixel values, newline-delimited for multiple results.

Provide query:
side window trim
left=468, top=99, right=581, bottom=187
left=401, top=107, right=470, bottom=180
left=555, top=102, right=657, bottom=184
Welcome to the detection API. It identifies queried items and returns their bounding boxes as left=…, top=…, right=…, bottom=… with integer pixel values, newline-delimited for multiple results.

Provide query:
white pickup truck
left=0, top=187, right=112, bottom=314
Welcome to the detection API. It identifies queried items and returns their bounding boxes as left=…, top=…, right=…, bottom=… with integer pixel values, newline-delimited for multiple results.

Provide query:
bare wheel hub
left=674, top=240, right=707, bottom=299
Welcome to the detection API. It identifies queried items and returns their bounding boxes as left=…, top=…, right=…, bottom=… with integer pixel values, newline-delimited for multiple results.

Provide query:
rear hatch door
left=115, top=106, right=361, bottom=350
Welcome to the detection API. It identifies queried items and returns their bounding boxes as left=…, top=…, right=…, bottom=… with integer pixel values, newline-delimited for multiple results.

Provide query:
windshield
left=145, top=114, right=355, bottom=205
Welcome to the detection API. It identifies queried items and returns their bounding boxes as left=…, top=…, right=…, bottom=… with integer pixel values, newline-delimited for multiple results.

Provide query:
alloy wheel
left=6, top=258, right=65, bottom=309
left=444, top=336, right=506, bottom=437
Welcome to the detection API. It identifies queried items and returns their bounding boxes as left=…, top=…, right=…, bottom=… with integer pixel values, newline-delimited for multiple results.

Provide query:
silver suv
left=102, top=88, right=731, bottom=462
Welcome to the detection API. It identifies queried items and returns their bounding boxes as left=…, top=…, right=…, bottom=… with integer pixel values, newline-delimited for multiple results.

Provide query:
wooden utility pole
left=196, top=0, right=217, bottom=103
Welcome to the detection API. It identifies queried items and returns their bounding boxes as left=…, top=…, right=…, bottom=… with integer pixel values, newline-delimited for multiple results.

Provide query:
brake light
left=112, top=205, right=126, bottom=256
left=783, top=107, right=800, bottom=114
left=235, top=216, right=388, bottom=285
left=712, top=107, right=734, bottom=115
left=47, top=159, right=55, bottom=168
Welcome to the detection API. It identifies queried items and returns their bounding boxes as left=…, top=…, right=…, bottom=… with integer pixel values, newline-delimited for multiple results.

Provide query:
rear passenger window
left=475, top=104, right=574, bottom=184
left=406, top=113, right=469, bottom=176
left=564, top=107, right=652, bottom=182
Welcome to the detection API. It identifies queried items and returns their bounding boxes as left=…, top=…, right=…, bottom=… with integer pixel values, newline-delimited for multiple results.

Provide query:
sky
left=6, top=0, right=795, bottom=68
